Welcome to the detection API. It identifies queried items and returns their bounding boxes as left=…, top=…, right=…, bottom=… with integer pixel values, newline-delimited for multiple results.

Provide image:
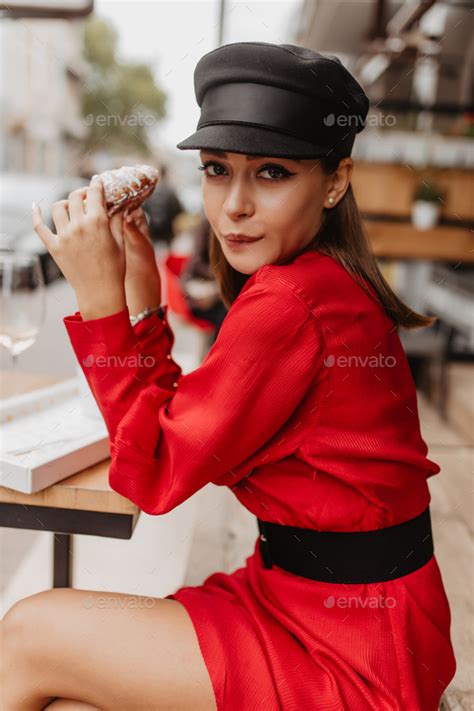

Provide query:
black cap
left=176, top=41, right=369, bottom=159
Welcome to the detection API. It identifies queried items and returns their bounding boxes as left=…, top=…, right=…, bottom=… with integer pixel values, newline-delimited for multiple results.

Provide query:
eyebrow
left=200, top=150, right=302, bottom=163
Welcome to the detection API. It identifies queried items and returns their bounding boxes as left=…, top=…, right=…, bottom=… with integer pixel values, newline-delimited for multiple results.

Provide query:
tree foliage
left=81, top=16, right=166, bottom=154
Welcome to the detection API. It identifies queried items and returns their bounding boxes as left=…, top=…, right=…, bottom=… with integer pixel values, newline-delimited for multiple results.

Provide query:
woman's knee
left=2, top=594, right=35, bottom=656
left=1, top=592, right=59, bottom=709
left=2, top=589, right=66, bottom=663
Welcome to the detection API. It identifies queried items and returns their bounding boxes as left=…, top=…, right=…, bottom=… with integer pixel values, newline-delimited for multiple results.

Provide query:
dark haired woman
left=3, top=42, right=455, bottom=711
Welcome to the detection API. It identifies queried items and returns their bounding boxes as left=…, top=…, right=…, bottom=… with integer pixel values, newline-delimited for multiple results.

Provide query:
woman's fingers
left=123, top=220, right=145, bottom=244
left=126, top=207, right=144, bottom=224
left=124, top=208, right=151, bottom=242
left=32, top=203, right=57, bottom=250
left=30, top=179, right=127, bottom=297
left=126, top=208, right=147, bottom=233
left=68, top=187, right=87, bottom=222
left=109, top=212, right=124, bottom=248
left=51, top=199, right=70, bottom=234
left=78, top=186, right=89, bottom=212
left=124, top=218, right=153, bottom=247
left=86, top=176, right=107, bottom=215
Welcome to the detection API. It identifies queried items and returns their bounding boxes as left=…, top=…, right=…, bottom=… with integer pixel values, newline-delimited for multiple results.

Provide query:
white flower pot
left=411, top=200, right=440, bottom=230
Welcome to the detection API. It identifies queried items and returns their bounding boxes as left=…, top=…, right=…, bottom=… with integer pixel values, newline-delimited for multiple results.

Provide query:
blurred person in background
left=180, top=212, right=228, bottom=345
left=142, top=163, right=183, bottom=246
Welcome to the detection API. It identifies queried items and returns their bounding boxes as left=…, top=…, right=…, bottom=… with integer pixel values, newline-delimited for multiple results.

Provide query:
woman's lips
left=224, top=234, right=264, bottom=246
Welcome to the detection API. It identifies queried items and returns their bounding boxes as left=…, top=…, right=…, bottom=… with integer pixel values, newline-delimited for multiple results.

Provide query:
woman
left=2, top=42, right=455, bottom=711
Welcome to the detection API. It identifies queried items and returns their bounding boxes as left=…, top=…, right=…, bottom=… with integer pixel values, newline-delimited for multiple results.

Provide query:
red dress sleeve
left=129, top=305, right=183, bottom=388
left=63, top=276, right=323, bottom=515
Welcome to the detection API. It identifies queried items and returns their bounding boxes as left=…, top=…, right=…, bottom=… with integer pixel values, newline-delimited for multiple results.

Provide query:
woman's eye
left=198, top=162, right=226, bottom=177
left=197, top=162, right=294, bottom=180
left=258, top=165, right=293, bottom=180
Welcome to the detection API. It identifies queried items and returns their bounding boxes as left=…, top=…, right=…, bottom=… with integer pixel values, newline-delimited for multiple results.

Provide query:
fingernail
left=32, top=201, right=37, bottom=211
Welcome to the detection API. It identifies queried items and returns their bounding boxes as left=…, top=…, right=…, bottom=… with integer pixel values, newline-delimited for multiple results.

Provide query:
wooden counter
left=364, top=220, right=474, bottom=262
left=0, top=371, right=140, bottom=587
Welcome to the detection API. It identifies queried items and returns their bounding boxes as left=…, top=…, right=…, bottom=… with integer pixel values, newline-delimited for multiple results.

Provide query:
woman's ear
left=325, top=158, right=353, bottom=208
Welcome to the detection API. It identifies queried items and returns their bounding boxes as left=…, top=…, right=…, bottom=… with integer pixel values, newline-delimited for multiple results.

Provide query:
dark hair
left=208, top=153, right=436, bottom=330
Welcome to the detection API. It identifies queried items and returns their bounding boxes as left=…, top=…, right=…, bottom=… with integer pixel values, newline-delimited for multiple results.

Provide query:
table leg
left=53, top=533, right=73, bottom=588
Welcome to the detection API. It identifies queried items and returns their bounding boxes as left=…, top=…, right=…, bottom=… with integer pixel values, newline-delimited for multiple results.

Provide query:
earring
left=328, top=196, right=335, bottom=205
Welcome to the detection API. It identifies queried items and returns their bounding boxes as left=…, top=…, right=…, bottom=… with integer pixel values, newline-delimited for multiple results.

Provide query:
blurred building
left=296, top=1, right=473, bottom=162
left=0, top=18, right=87, bottom=175
left=295, top=0, right=474, bottom=406
left=297, top=2, right=472, bottom=106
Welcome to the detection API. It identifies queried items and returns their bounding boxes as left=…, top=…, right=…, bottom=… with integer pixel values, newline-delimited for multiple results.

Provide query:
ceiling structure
left=296, top=0, right=473, bottom=112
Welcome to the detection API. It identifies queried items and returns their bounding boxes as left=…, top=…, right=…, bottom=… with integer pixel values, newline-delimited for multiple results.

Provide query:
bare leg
left=1, top=588, right=218, bottom=711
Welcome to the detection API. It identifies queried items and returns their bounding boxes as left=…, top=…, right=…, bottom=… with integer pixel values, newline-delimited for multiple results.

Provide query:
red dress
left=64, top=249, right=456, bottom=710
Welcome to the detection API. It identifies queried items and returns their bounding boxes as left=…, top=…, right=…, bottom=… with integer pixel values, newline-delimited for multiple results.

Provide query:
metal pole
left=217, top=0, right=226, bottom=47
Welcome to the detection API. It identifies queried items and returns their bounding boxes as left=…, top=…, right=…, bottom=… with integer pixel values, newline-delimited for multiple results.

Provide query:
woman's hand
left=32, top=178, right=127, bottom=319
left=120, top=207, right=162, bottom=316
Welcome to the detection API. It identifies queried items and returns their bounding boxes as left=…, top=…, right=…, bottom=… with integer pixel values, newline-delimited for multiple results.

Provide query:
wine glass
left=0, top=250, right=46, bottom=367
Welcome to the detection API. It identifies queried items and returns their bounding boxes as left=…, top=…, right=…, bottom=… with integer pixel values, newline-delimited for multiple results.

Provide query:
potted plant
left=411, top=179, right=445, bottom=230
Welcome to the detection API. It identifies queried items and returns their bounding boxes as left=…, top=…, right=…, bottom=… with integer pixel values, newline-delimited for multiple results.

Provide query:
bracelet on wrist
left=130, top=304, right=166, bottom=326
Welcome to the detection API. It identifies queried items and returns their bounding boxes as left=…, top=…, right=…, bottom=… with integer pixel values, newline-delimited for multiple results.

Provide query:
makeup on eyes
left=197, top=160, right=296, bottom=181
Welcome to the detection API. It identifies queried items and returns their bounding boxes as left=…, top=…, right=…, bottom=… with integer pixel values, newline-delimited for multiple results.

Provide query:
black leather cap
left=176, top=41, right=369, bottom=159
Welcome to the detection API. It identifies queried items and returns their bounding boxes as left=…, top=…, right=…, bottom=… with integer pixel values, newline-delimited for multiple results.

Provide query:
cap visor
left=176, top=124, right=331, bottom=159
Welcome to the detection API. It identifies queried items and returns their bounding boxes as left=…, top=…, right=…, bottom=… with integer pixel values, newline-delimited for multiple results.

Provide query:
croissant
left=93, top=165, right=159, bottom=217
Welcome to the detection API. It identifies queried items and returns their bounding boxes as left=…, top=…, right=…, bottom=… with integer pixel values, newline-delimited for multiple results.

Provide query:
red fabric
left=163, top=252, right=215, bottom=331
left=63, top=250, right=456, bottom=710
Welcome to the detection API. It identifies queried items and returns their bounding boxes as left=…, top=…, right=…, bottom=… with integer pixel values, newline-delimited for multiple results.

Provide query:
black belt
left=257, top=506, right=433, bottom=584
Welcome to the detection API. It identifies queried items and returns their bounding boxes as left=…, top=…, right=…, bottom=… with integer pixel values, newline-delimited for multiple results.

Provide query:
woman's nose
left=222, top=179, right=255, bottom=219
